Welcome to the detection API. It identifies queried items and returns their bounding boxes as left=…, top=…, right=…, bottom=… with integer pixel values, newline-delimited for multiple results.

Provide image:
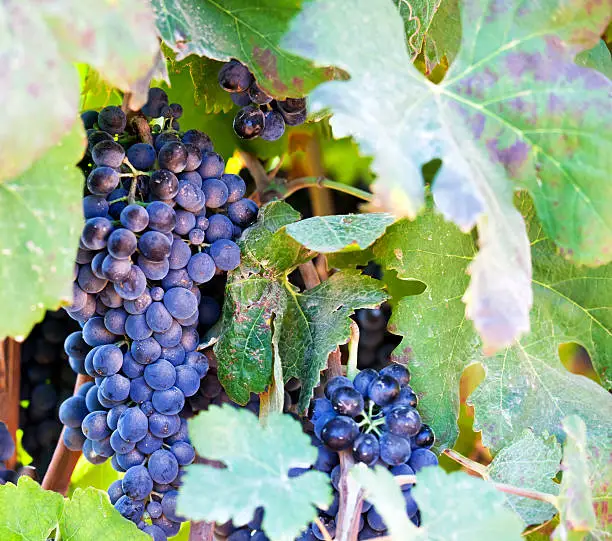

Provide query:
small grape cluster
left=59, top=88, right=258, bottom=541
left=218, top=60, right=307, bottom=141
left=20, top=310, right=79, bottom=473
left=300, top=364, right=437, bottom=539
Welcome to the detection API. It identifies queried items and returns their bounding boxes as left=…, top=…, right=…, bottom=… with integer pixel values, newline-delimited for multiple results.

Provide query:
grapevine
left=0, top=2, right=610, bottom=541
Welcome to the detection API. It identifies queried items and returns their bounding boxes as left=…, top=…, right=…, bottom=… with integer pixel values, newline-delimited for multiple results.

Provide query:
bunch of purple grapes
left=300, top=363, right=437, bottom=539
left=218, top=60, right=307, bottom=141
left=59, top=88, right=258, bottom=541
left=20, top=310, right=78, bottom=474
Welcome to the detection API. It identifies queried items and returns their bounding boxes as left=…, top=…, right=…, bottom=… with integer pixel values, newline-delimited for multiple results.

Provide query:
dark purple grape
left=413, top=424, right=435, bottom=449
left=87, top=167, right=120, bottom=196
left=325, top=376, right=353, bottom=399
left=92, top=140, right=125, bottom=168
left=393, top=387, right=418, bottom=409
left=81, top=110, right=98, bottom=129
left=320, top=416, right=359, bottom=450
left=142, top=88, right=169, bottom=118
left=221, top=174, right=246, bottom=203
left=183, top=143, right=202, bottom=172
left=209, top=239, right=241, bottom=271
left=147, top=201, right=176, bottom=233
left=330, top=387, right=364, bottom=417
left=201, top=178, right=229, bottom=208
left=158, top=142, right=188, bottom=173
left=120, top=204, right=149, bottom=232
left=352, top=433, right=380, bottom=465
left=205, top=214, right=234, bottom=242
left=150, top=170, right=179, bottom=200
left=248, top=83, right=272, bottom=105
left=379, top=433, right=411, bottom=466
left=97, top=106, right=126, bottom=135
left=182, top=130, right=213, bottom=153
left=408, top=448, right=438, bottom=472
left=218, top=60, right=253, bottom=92
left=380, top=363, right=410, bottom=387
left=261, top=111, right=285, bottom=141
left=233, top=106, right=264, bottom=139
left=231, top=91, right=252, bottom=107
left=353, top=368, right=378, bottom=397
left=138, top=231, right=171, bottom=262
left=107, top=228, right=137, bottom=259
left=227, top=198, right=258, bottom=226
left=81, top=217, right=113, bottom=250
left=127, top=143, right=156, bottom=171
left=197, top=152, right=224, bottom=179
left=368, top=375, right=400, bottom=406
left=386, top=406, right=421, bottom=437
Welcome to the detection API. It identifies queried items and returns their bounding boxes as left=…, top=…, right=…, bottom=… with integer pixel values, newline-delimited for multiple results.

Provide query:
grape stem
left=313, top=516, right=334, bottom=541
left=276, top=177, right=373, bottom=203
left=443, top=449, right=558, bottom=505
left=346, top=321, right=360, bottom=381
left=334, top=451, right=364, bottom=541
left=41, top=373, right=93, bottom=494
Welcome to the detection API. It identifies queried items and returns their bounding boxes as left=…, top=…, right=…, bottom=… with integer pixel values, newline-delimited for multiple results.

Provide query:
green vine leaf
left=151, top=0, right=335, bottom=98
left=59, top=487, right=148, bottom=541
left=487, top=431, right=561, bottom=526
left=0, top=476, right=64, bottom=540
left=0, top=0, right=158, bottom=183
left=350, top=465, right=417, bottom=539
left=284, top=214, right=395, bottom=253
left=0, top=477, right=148, bottom=541
left=215, top=202, right=387, bottom=409
left=0, top=123, right=85, bottom=340
left=178, top=406, right=333, bottom=541
left=575, top=39, right=612, bottom=78
left=379, top=196, right=612, bottom=453
left=413, top=468, right=525, bottom=540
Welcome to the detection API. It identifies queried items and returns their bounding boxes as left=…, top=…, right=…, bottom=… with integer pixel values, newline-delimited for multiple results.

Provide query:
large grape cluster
left=301, top=364, right=437, bottom=539
left=20, top=310, right=78, bottom=474
left=218, top=60, right=307, bottom=141
left=59, top=88, right=258, bottom=540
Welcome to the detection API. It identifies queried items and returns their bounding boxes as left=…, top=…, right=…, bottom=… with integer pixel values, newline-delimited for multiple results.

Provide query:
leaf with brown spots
left=0, top=122, right=86, bottom=340
left=0, top=0, right=159, bottom=183
left=151, top=0, right=334, bottom=98
left=214, top=202, right=387, bottom=406
left=283, top=0, right=612, bottom=352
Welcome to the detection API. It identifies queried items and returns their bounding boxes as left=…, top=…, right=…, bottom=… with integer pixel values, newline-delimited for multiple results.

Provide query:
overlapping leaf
left=282, top=0, right=612, bottom=350
left=178, top=406, right=332, bottom=541
left=0, top=0, right=158, bottom=182
left=378, top=197, right=612, bottom=453
left=151, top=0, right=334, bottom=98
left=0, top=123, right=85, bottom=340
left=487, top=431, right=561, bottom=526
left=215, top=202, right=387, bottom=408
left=0, top=477, right=148, bottom=541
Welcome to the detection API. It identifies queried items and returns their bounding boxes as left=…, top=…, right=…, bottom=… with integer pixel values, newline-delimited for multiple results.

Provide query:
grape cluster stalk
left=218, top=60, right=307, bottom=141
left=59, top=87, right=258, bottom=541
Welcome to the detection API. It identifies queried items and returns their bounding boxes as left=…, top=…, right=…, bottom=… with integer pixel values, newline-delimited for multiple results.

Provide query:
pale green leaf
left=350, top=464, right=417, bottom=540
left=0, top=0, right=158, bottom=182
left=179, top=406, right=333, bottom=541
left=413, top=468, right=524, bottom=540
left=0, top=476, right=64, bottom=541
left=285, top=214, right=395, bottom=253
left=487, top=431, right=561, bottom=526
left=575, top=40, right=612, bottom=79
left=0, top=123, right=85, bottom=340
left=59, top=487, right=149, bottom=541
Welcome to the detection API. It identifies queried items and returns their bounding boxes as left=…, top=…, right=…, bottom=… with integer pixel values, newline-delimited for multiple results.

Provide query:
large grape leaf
left=0, top=0, right=158, bottom=183
left=575, top=39, right=612, bottom=78
left=282, top=0, right=612, bottom=350
left=179, top=406, right=332, bottom=541
left=487, top=431, right=561, bottom=526
left=0, top=476, right=64, bottom=540
left=378, top=197, right=612, bottom=452
left=0, top=123, right=85, bottom=340
left=151, top=0, right=335, bottom=98
left=215, top=202, right=387, bottom=408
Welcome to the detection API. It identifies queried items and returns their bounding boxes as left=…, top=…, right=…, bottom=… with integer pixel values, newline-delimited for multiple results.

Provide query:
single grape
left=209, top=239, right=241, bottom=271
left=130, top=337, right=162, bottom=365
left=168, top=238, right=192, bottom=270
left=174, top=209, right=196, bottom=235
left=138, top=255, right=170, bottom=281
left=368, top=375, right=400, bottom=406
left=233, top=106, right=265, bottom=139
left=97, top=106, right=127, bottom=135
left=107, top=228, right=137, bottom=259
left=114, top=495, right=144, bottom=523
left=163, top=288, right=198, bottom=320
left=124, top=288, right=153, bottom=315
left=380, top=363, right=410, bottom=386
left=82, top=317, right=117, bottom=346
left=63, top=427, right=86, bottom=451
left=81, top=411, right=111, bottom=441
left=392, top=386, right=418, bottom=409
left=81, top=217, right=113, bottom=250
left=379, top=433, right=411, bottom=466
left=188, top=228, right=205, bottom=245
left=142, top=88, right=169, bottom=118
left=353, top=368, right=378, bottom=397
left=178, top=171, right=203, bottom=190
left=413, top=424, right=435, bottom=449
left=144, top=360, right=177, bottom=391
left=117, top=407, right=149, bottom=443
left=261, top=110, right=285, bottom=141
left=174, top=365, right=200, bottom=397
left=77, top=265, right=108, bottom=294
left=231, top=91, right=252, bottom=107
left=83, top=194, right=109, bottom=218
left=158, top=141, right=188, bottom=173
left=58, top=396, right=89, bottom=428
left=320, top=416, right=359, bottom=450
left=227, top=198, right=258, bottom=226
left=330, top=386, right=364, bottom=417
left=100, top=373, right=131, bottom=402
left=152, top=386, right=185, bottom=415
left=182, top=143, right=202, bottom=172
left=408, top=448, right=438, bottom=472
left=92, top=140, right=125, bottom=168
left=147, top=201, right=176, bottom=233
left=138, top=231, right=172, bottom=262
left=81, top=110, right=98, bottom=129
left=129, top=376, right=153, bottom=403
left=92, top=344, right=123, bottom=376
left=149, top=412, right=180, bottom=439
left=186, top=253, right=215, bottom=284
left=201, top=178, right=229, bottom=208
left=218, top=60, right=253, bottom=92
left=154, top=320, right=183, bottom=349
left=197, top=152, right=225, bottom=179
left=149, top=170, right=180, bottom=200
left=137, top=432, right=163, bottom=454
left=386, top=406, right=421, bottom=437
left=205, top=214, right=234, bottom=242
left=325, top=376, right=354, bottom=399
left=171, top=441, right=195, bottom=466
left=175, top=181, right=205, bottom=212
left=102, top=255, right=132, bottom=281
left=126, top=143, right=156, bottom=171
left=148, top=449, right=179, bottom=484
left=142, top=525, right=167, bottom=541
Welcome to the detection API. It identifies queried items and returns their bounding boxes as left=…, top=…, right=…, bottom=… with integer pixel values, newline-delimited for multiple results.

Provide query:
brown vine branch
left=189, top=521, right=215, bottom=541
left=335, top=451, right=364, bottom=541
left=42, top=373, right=92, bottom=494
left=443, top=449, right=558, bottom=506
left=279, top=177, right=373, bottom=203
left=0, top=339, right=20, bottom=469
left=238, top=150, right=278, bottom=203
